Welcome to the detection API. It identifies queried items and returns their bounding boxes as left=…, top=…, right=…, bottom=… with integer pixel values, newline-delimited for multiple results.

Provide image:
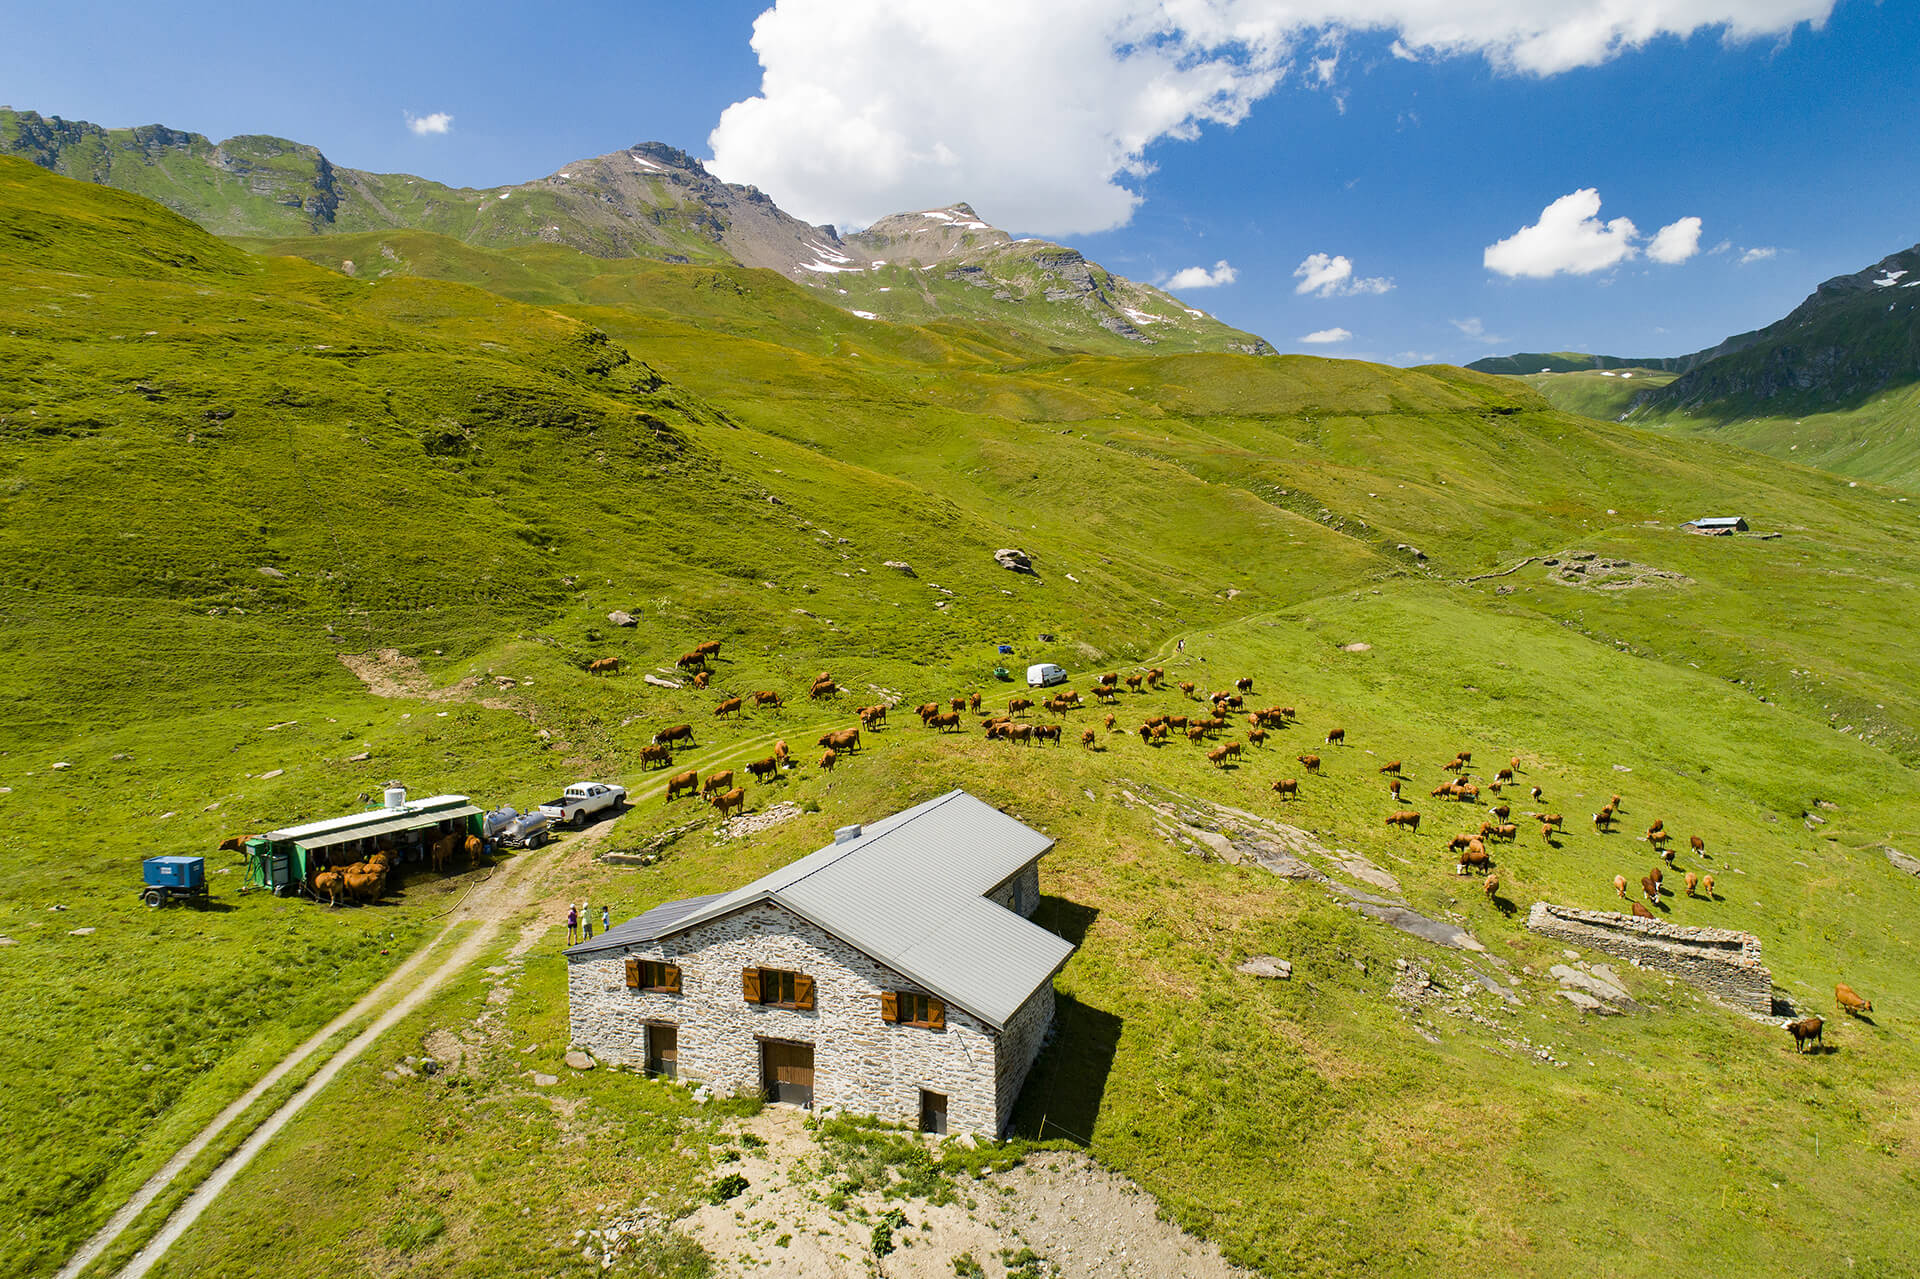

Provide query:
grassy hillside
left=5, top=156, right=1920, bottom=1278
left=1518, top=368, right=1679, bottom=420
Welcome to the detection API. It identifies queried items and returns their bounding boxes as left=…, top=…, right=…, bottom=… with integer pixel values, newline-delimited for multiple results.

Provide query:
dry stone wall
left=987, top=860, right=1042, bottom=918
left=1526, top=902, right=1771, bottom=1014
left=569, top=899, right=1045, bottom=1136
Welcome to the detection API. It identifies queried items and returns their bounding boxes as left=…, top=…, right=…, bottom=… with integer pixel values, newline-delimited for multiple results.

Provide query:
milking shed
left=244, top=788, right=481, bottom=893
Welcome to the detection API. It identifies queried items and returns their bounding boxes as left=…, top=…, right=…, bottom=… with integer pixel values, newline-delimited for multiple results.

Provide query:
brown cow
left=639, top=743, right=673, bottom=769
left=1103, top=712, right=1116, bottom=731
left=1178, top=681, right=1197, bottom=697
left=774, top=740, right=790, bottom=768
left=694, top=640, right=723, bottom=659
left=1124, top=675, right=1144, bottom=692
left=676, top=651, right=706, bottom=670
left=708, top=788, right=745, bottom=819
left=1098, top=672, right=1119, bottom=687
left=1495, top=824, right=1518, bottom=841
left=666, top=770, right=699, bottom=801
left=1059, top=690, right=1081, bottom=707
left=714, top=697, right=743, bottom=719
left=1455, top=785, right=1481, bottom=802
left=1145, top=668, right=1165, bottom=688
left=1186, top=724, right=1208, bottom=743
left=1685, top=871, right=1698, bottom=897
left=1530, top=786, right=1543, bottom=801
left=754, top=690, right=784, bottom=709
left=217, top=835, right=246, bottom=854
left=1631, top=900, right=1654, bottom=919
left=1495, top=767, right=1514, bottom=784
left=1278, top=706, right=1296, bottom=722
left=1092, top=685, right=1118, bottom=702
left=1701, top=874, right=1714, bottom=898
left=1385, top=810, right=1421, bottom=832
left=653, top=723, right=693, bottom=748
left=344, top=867, right=385, bottom=904
left=1458, top=846, right=1490, bottom=873
left=313, top=869, right=344, bottom=907
left=1236, top=676, right=1253, bottom=693
left=1640, top=873, right=1659, bottom=903
left=1299, top=754, right=1323, bottom=773
left=1836, top=984, right=1873, bottom=1016
left=810, top=680, right=839, bottom=700
left=1614, top=874, right=1629, bottom=899
left=1447, top=834, right=1475, bottom=852
left=1150, top=723, right=1169, bottom=743
left=1455, top=751, right=1472, bottom=765
left=917, top=702, right=941, bottom=723
left=1443, top=759, right=1466, bottom=774
left=1647, top=828, right=1671, bottom=848
left=588, top=657, right=621, bottom=676
left=702, top=770, right=735, bottom=796
left=465, top=835, right=485, bottom=866
left=1034, top=724, right=1062, bottom=746
left=1248, top=728, right=1268, bottom=748
left=929, top=711, right=960, bottom=732
left=747, top=757, right=779, bottom=783
left=1484, top=872, right=1499, bottom=902
left=819, top=748, right=836, bottom=772
left=1541, top=813, right=1563, bottom=829
left=1389, top=779, right=1403, bottom=800
left=1787, top=1016, right=1824, bottom=1053
left=1431, top=784, right=1454, bottom=798
left=1379, top=760, right=1402, bottom=775
left=1007, top=724, right=1034, bottom=745
left=1272, top=779, right=1299, bottom=800
left=1648, top=817, right=1664, bottom=833
left=1690, top=834, right=1705, bottom=855
left=818, top=728, right=862, bottom=753
left=1168, top=715, right=1189, bottom=730
left=692, top=670, right=711, bottom=689
left=1593, top=807, right=1613, bottom=831
left=1081, top=728, right=1097, bottom=749
left=968, top=692, right=983, bottom=711
left=859, top=705, right=888, bottom=728
left=1206, top=744, right=1231, bottom=767
left=1009, top=696, right=1034, bottom=714
left=1326, top=727, right=1345, bottom=746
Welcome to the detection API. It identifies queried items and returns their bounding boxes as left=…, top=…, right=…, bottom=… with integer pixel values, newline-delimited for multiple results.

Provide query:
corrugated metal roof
left=289, top=805, right=481, bottom=851
left=266, top=794, right=474, bottom=843
left=567, top=790, right=1073, bottom=1029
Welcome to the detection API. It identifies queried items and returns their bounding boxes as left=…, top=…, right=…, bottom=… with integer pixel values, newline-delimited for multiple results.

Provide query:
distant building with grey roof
left=565, top=790, right=1074, bottom=1137
left=1682, top=516, right=1749, bottom=533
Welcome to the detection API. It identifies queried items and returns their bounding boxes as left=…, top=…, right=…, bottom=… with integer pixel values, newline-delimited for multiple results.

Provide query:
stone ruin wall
left=1526, top=902, right=1772, bottom=1014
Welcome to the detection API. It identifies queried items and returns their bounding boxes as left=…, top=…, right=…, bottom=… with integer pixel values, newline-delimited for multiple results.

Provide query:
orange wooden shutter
left=742, top=967, right=761, bottom=1003
left=795, top=972, right=816, bottom=1011
left=664, top=964, right=681, bottom=994
left=928, top=997, right=945, bottom=1030
left=624, top=957, right=640, bottom=989
left=880, top=990, right=898, bottom=1022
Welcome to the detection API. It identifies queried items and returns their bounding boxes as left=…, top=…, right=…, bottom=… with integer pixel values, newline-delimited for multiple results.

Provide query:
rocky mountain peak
left=846, top=204, right=1013, bottom=266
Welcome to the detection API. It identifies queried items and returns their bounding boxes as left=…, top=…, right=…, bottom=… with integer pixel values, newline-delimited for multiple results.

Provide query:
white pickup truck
left=538, top=782, right=628, bottom=830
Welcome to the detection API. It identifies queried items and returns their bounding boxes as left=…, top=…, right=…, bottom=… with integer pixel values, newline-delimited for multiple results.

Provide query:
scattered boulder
left=1236, top=956, right=1292, bottom=980
left=882, top=561, right=916, bottom=577
left=643, top=674, right=681, bottom=689
left=1342, top=642, right=1372, bottom=653
left=69, top=927, right=95, bottom=937
left=51, top=762, right=71, bottom=771
left=347, top=751, right=372, bottom=762
left=607, top=611, right=637, bottom=627
left=1550, top=963, right=1639, bottom=1010
left=994, top=547, right=1036, bottom=575
left=260, top=769, right=284, bottom=780
left=565, top=1050, right=595, bottom=1071
left=1887, top=848, right=1920, bottom=878
left=258, top=566, right=287, bottom=579
left=1556, top=989, right=1610, bottom=1014
left=533, top=1072, right=559, bottom=1087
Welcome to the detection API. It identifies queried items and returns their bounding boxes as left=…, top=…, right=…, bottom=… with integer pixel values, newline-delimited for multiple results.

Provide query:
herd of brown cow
left=306, top=831, right=485, bottom=907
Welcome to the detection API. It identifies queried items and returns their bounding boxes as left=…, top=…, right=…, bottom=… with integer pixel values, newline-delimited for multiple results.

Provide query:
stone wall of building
left=1525, top=902, right=1772, bottom=1014
left=568, top=899, right=1052, bottom=1136
left=986, top=858, right=1042, bottom=919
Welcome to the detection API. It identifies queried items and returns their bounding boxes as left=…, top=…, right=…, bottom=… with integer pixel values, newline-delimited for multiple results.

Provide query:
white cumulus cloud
left=1166, top=260, right=1238, bottom=289
left=1300, top=326, right=1353, bottom=344
left=1741, top=246, right=1779, bottom=264
left=1484, top=189, right=1640, bottom=278
left=406, top=112, right=453, bottom=136
left=707, top=1, right=1834, bottom=234
left=1293, top=251, right=1393, bottom=297
left=1646, top=216, right=1703, bottom=264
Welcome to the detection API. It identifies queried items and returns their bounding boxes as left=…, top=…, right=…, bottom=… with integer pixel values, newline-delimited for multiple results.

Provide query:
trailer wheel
left=143, top=888, right=165, bottom=908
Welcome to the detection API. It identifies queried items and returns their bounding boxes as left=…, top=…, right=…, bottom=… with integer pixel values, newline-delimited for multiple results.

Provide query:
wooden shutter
left=795, top=972, right=816, bottom=1011
left=742, top=967, right=761, bottom=1003
left=624, top=957, right=640, bottom=989
left=664, top=964, right=681, bottom=994
left=880, top=990, right=898, bottom=1023
left=927, top=997, right=945, bottom=1030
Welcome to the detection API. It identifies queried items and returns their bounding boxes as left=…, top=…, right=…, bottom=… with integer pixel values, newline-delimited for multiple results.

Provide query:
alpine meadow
left=4, top=21, right=1920, bottom=1278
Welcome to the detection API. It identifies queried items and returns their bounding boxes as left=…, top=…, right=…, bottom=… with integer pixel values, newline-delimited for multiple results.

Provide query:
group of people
left=566, top=901, right=610, bottom=943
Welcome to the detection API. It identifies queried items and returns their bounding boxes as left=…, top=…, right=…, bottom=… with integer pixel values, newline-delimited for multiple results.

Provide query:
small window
left=744, top=966, right=815, bottom=1011
left=883, top=990, right=945, bottom=1030
left=625, top=958, right=680, bottom=993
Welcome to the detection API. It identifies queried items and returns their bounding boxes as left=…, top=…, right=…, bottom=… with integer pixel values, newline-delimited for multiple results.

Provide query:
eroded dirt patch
left=337, top=647, right=523, bottom=713
left=1543, top=552, right=1691, bottom=591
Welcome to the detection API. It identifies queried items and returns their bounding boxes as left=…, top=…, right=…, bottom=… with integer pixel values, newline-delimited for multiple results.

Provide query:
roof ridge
left=769, top=788, right=964, bottom=896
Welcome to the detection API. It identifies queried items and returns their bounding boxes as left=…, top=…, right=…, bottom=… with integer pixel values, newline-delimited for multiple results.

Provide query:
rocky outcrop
left=1525, top=902, right=1771, bottom=1014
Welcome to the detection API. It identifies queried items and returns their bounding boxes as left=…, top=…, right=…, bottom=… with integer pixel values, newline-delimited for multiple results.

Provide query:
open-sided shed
left=247, top=791, right=480, bottom=888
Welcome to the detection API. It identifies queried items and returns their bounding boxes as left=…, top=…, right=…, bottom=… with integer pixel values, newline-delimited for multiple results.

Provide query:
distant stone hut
left=566, top=790, right=1074, bottom=1137
left=1682, top=516, right=1749, bottom=534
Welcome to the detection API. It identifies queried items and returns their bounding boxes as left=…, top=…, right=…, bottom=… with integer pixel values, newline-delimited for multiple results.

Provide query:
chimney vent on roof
left=834, top=824, right=863, bottom=845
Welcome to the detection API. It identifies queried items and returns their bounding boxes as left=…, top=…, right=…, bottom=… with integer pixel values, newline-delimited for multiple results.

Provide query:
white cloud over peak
left=406, top=112, right=453, bottom=136
left=1300, top=326, right=1353, bottom=344
left=1166, top=259, right=1239, bottom=289
left=707, top=1, right=1833, bottom=235
left=1484, top=190, right=1705, bottom=279
left=1646, top=215, right=1703, bottom=264
left=1741, top=246, right=1779, bottom=264
left=1293, top=252, right=1393, bottom=297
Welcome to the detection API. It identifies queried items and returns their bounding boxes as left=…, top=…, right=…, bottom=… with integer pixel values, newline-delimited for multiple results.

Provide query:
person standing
left=601, top=904, right=610, bottom=933
left=566, top=904, right=578, bottom=943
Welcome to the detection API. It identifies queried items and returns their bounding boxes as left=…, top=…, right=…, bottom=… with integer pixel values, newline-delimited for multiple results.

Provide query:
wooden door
left=646, top=1024, right=677, bottom=1080
left=761, top=1040, right=814, bottom=1107
left=919, top=1089, right=948, bottom=1135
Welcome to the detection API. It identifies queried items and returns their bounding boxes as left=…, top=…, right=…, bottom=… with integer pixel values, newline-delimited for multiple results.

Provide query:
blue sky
left=4, top=1, right=1912, bottom=364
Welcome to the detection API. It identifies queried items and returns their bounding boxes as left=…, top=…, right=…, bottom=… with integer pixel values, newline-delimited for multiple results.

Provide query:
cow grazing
left=1510, top=756, right=1521, bottom=772
left=1379, top=761, right=1402, bottom=775
left=217, top=835, right=246, bottom=854
left=1299, top=753, right=1322, bottom=773
left=1389, top=779, right=1403, bottom=800
left=1145, top=668, right=1165, bottom=688
left=1272, top=779, right=1299, bottom=800
left=1124, top=674, right=1144, bottom=692
left=1326, top=727, right=1346, bottom=746
left=1701, top=874, right=1715, bottom=899
left=1631, top=900, right=1654, bottom=919
left=1103, top=712, right=1116, bottom=731
left=968, top=692, right=983, bottom=711
left=1610, top=793, right=1623, bottom=811
left=1495, top=767, right=1514, bottom=784
left=1385, top=810, right=1421, bottom=832
left=1236, top=676, right=1254, bottom=693
left=1541, top=814, right=1563, bottom=829
left=1495, top=824, right=1518, bottom=841
left=708, top=788, right=745, bottom=819
left=1685, top=871, right=1698, bottom=897
left=1178, top=681, right=1197, bottom=697
left=1168, top=715, right=1189, bottom=730
left=1690, top=835, right=1705, bottom=855
left=1248, top=728, right=1268, bottom=747
left=929, top=711, right=960, bottom=732
left=1455, top=752, right=1472, bottom=764
left=694, top=640, right=723, bottom=660
left=809, top=680, right=839, bottom=700
left=1647, top=828, right=1671, bottom=848
left=1082, top=728, right=1097, bottom=749
left=753, top=690, right=784, bottom=709
left=653, top=723, right=693, bottom=748
left=1093, top=685, right=1118, bottom=702
left=692, top=669, right=711, bottom=689
left=1187, top=725, right=1209, bottom=743
left=859, top=704, right=888, bottom=728
left=1278, top=707, right=1296, bottom=722
left=1008, top=724, right=1034, bottom=745
left=1593, top=807, right=1613, bottom=831
left=1009, top=696, right=1034, bottom=715
left=1489, top=804, right=1511, bottom=821
left=1835, top=984, right=1873, bottom=1016
left=1059, top=690, right=1081, bottom=707
left=1484, top=872, right=1499, bottom=902
left=774, top=740, right=790, bottom=767
left=1455, top=784, right=1480, bottom=802
left=714, top=697, right=743, bottom=719
left=702, top=770, right=735, bottom=796
left=1648, top=817, right=1664, bottom=833
left=1787, top=1016, right=1825, bottom=1053
left=588, top=657, right=621, bottom=676
left=1447, top=834, right=1475, bottom=852
left=1443, top=759, right=1466, bottom=774
left=667, top=770, right=699, bottom=801
left=1458, top=846, right=1490, bottom=873
left=1661, top=847, right=1675, bottom=867
left=1034, top=724, right=1062, bottom=745
left=1614, top=874, right=1629, bottom=899
left=1207, top=741, right=1242, bottom=767
left=639, top=743, right=673, bottom=770
left=1431, top=784, right=1453, bottom=799
left=1098, top=672, right=1119, bottom=687
left=1530, top=786, right=1543, bottom=801
left=819, top=748, right=836, bottom=772
left=950, top=696, right=968, bottom=713
left=1541, top=823, right=1557, bottom=843
left=917, top=702, right=941, bottom=724
left=1641, top=873, right=1658, bottom=903
left=747, top=757, right=779, bottom=783
left=818, top=728, right=862, bottom=753
left=676, top=651, right=707, bottom=670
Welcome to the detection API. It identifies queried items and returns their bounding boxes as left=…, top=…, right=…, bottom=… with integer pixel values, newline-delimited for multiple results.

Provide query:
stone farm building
left=566, top=790, right=1075, bottom=1137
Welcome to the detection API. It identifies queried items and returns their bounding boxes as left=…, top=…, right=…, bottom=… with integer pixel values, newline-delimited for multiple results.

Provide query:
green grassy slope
left=1518, top=367, right=1679, bottom=420
left=5, top=157, right=1920, bottom=1278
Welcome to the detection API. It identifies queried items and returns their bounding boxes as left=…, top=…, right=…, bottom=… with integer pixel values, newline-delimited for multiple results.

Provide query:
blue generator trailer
left=140, top=856, right=210, bottom=908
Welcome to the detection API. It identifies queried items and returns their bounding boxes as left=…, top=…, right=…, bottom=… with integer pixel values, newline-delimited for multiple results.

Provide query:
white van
left=1026, top=663, right=1068, bottom=688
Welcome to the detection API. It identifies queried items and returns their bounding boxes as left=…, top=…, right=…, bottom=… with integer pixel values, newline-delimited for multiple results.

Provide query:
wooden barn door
left=645, top=1024, right=677, bottom=1080
left=919, top=1089, right=948, bottom=1135
left=760, top=1040, right=814, bottom=1107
